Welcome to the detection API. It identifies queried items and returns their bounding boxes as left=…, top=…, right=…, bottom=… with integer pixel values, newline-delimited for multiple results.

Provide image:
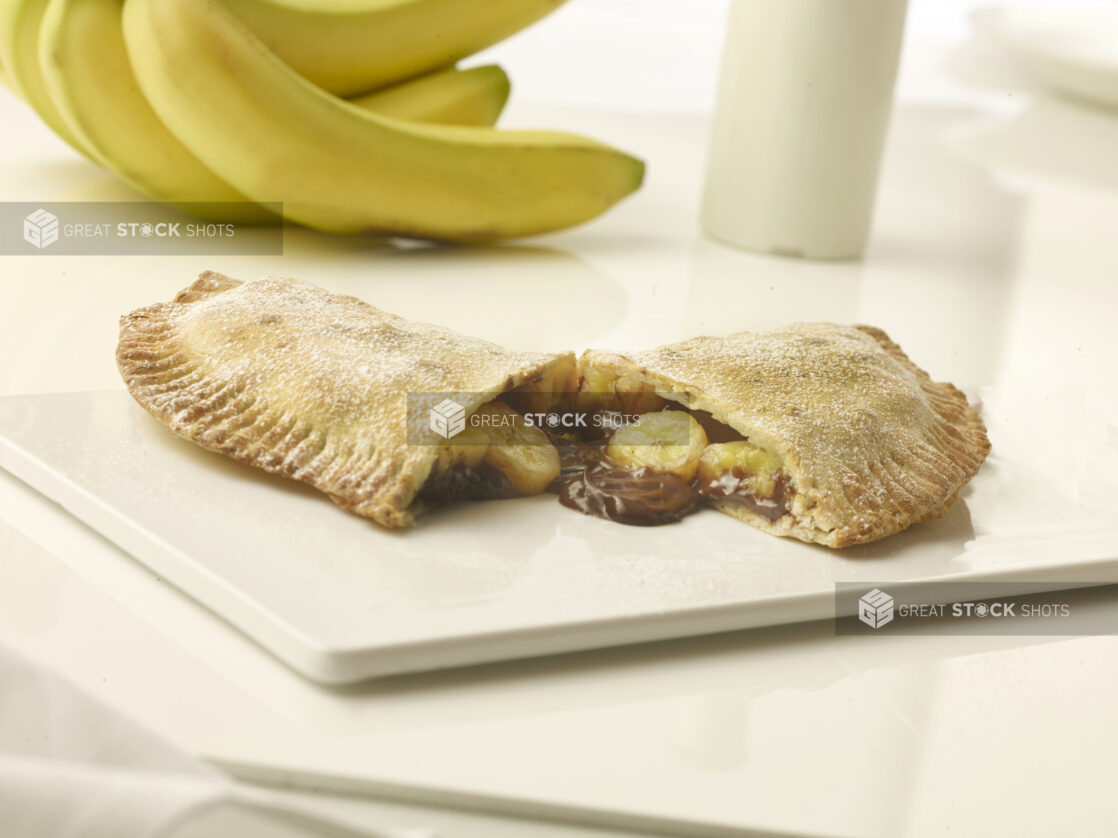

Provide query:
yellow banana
left=122, top=0, right=644, bottom=241
left=39, top=0, right=513, bottom=223
left=0, top=53, right=18, bottom=97
left=0, top=0, right=92, bottom=156
left=228, top=0, right=567, bottom=97
left=349, top=64, right=510, bottom=127
left=39, top=0, right=270, bottom=221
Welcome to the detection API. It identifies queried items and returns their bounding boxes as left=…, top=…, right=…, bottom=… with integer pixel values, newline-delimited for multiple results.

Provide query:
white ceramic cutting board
left=1, top=389, right=1116, bottom=684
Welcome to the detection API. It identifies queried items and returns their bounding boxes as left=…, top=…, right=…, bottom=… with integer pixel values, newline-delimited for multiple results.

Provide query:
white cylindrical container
left=702, top=0, right=909, bottom=260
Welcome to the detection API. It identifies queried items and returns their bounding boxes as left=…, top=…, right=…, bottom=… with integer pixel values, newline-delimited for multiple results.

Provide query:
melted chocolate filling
left=697, top=468, right=791, bottom=523
left=669, top=407, right=747, bottom=445
left=419, top=462, right=519, bottom=503
left=420, top=407, right=791, bottom=527
left=551, top=441, right=790, bottom=527
left=555, top=441, right=701, bottom=527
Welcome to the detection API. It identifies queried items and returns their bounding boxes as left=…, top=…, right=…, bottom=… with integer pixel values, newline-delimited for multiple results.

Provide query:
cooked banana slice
left=578, top=366, right=666, bottom=415
left=501, top=364, right=577, bottom=415
left=475, top=402, right=560, bottom=495
left=432, top=425, right=488, bottom=474
left=698, top=441, right=781, bottom=498
left=606, top=409, right=708, bottom=480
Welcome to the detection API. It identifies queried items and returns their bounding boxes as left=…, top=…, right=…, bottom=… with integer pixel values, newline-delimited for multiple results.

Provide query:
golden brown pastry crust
left=117, top=272, right=575, bottom=528
left=580, top=324, right=990, bottom=547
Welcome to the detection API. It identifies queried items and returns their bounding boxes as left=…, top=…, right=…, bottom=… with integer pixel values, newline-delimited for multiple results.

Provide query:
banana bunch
left=0, top=0, right=644, bottom=240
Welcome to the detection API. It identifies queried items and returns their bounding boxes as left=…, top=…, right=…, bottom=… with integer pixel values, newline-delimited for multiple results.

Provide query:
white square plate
left=1, top=389, right=1115, bottom=683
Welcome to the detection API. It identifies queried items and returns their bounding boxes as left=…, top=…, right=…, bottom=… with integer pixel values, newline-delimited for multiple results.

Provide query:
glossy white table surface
left=2, top=2, right=1117, bottom=836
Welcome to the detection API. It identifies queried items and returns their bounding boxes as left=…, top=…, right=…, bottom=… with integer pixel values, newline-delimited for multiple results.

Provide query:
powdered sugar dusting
left=584, top=322, right=990, bottom=546
left=178, top=276, right=555, bottom=420
left=117, top=272, right=574, bottom=528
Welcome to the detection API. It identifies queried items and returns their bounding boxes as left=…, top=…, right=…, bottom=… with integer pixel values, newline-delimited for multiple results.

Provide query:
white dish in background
left=973, top=2, right=1118, bottom=110
left=0, top=389, right=1116, bottom=684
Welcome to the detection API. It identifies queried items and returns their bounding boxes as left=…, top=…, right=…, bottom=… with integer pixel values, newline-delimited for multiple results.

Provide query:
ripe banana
left=0, top=0, right=92, bottom=156
left=227, top=0, right=567, bottom=97
left=39, top=0, right=513, bottom=222
left=0, top=54, right=17, bottom=96
left=349, top=65, right=510, bottom=127
left=607, top=410, right=709, bottom=481
left=122, top=0, right=644, bottom=241
left=39, top=0, right=271, bottom=222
